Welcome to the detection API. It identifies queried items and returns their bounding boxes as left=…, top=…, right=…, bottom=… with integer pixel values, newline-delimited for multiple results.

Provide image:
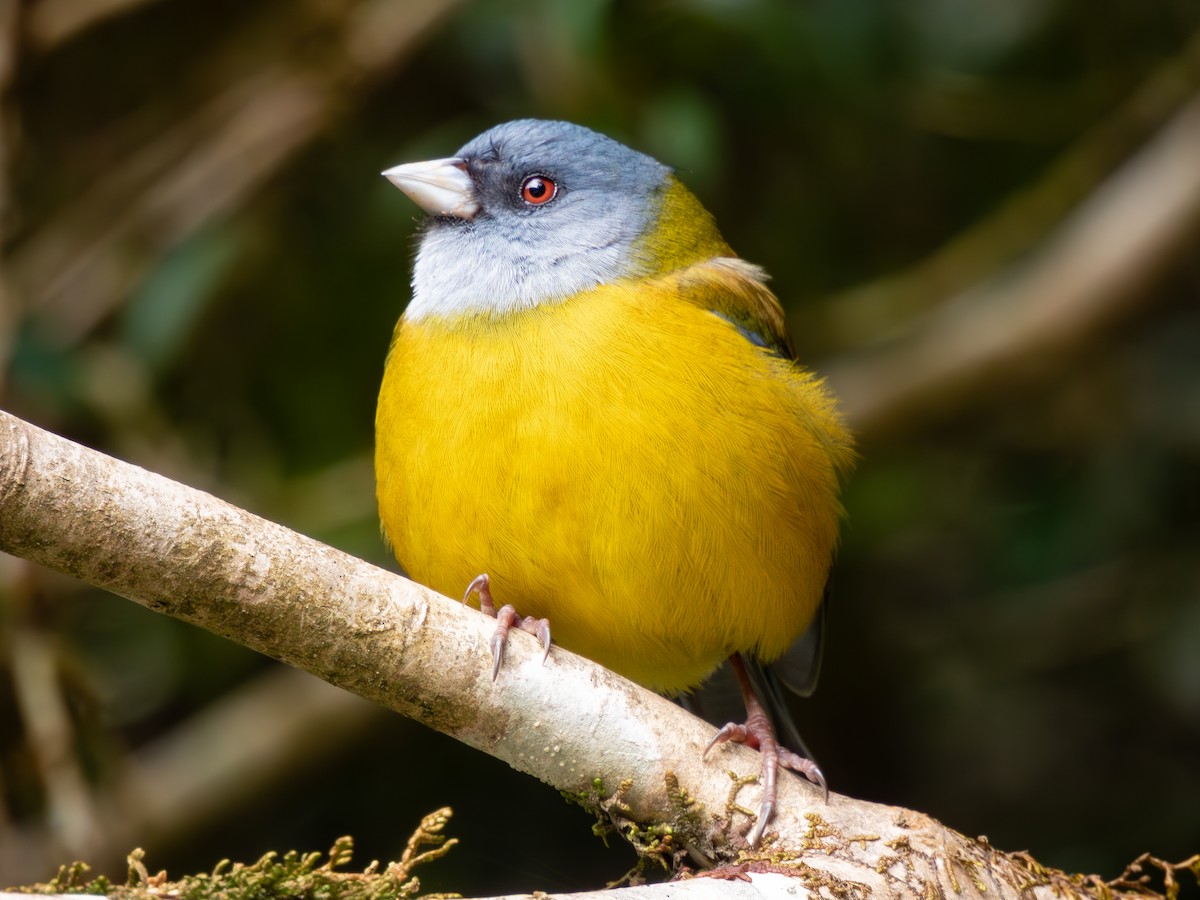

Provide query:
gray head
left=383, top=119, right=673, bottom=319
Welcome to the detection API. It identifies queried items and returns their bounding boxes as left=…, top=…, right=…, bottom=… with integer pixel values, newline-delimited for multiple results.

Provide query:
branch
left=0, top=659, right=386, bottom=883
left=0, top=409, right=1157, bottom=897
left=826, top=87, right=1200, bottom=436
left=27, top=0, right=166, bottom=48
left=817, top=26, right=1200, bottom=351
left=13, top=0, right=465, bottom=344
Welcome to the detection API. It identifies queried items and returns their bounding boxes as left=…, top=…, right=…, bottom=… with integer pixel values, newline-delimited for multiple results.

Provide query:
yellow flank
left=375, top=259, right=854, bottom=694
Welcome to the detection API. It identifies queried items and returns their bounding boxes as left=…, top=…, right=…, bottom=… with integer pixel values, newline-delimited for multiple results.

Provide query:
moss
left=13, top=809, right=459, bottom=900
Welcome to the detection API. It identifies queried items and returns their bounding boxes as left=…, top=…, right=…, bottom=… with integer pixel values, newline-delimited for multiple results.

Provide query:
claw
left=489, top=629, right=508, bottom=680
left=461, top=573, right=553, bottom=679
left=463, top=574, right=495, bottom=613
left=746, top=797, right=775, bottom=849
left=778, top=749, right=828, bottom=802
left=490, top=604, right=522, bottom=681
left=704, top=722, right=749, bottom=758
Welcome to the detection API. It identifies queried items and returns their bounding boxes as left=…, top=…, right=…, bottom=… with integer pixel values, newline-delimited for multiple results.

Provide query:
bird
left=375, top=119, right=854, bottom=847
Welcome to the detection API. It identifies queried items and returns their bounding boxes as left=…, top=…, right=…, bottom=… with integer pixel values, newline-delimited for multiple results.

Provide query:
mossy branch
left=1, top=408, right=1189, bottom=897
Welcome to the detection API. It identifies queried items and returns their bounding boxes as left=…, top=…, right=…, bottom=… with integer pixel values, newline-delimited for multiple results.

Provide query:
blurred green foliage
left=2, top=0, right=1199, bottom=895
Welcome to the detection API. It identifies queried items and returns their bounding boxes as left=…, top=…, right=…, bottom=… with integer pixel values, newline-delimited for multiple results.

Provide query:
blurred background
left=2, top=0, right=1199, bottom=894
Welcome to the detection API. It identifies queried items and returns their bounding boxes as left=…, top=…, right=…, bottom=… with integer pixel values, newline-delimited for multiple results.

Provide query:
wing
left=674, top=256, right=795, bottom=360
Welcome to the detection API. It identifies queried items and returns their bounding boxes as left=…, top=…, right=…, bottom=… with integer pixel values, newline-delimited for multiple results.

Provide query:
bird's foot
left=703, top=656, right=827, bottom=848
left=462, top=574, right=551, bottom=680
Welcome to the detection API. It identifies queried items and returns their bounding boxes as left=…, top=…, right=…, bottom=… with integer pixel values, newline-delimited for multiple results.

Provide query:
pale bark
left=0, top=409, right=1149, bottom=898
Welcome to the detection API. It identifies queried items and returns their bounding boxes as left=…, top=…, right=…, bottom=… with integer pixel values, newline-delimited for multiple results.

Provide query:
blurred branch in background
left=829, top=84, right=1200, bottom=436
left=16, top=66, right=328, bottom=342
left=111, top=669, right=383, bottom=857
left=28, top=0, right=161, bottom=49
left=5, top=559, right=103, bottom=867
left=1, top=606, right=384, bottom=884
left=817, top=27, right=1200, bottom=352
left=0, top=0, right=20, bottom=396
left=13, top=0, right=464, bottom=345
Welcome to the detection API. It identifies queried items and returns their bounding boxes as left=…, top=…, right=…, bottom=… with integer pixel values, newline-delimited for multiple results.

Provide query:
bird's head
left=383, top=119, right=732, bottom=319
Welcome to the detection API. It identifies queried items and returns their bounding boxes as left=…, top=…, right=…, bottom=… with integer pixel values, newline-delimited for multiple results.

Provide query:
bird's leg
left=462, top=574, right=551, bottom=680
left=704, top=653, right=827, bottom=847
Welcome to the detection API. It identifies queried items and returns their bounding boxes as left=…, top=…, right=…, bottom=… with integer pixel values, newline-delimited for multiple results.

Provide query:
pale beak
left=381, top=157, right=480, bottom=219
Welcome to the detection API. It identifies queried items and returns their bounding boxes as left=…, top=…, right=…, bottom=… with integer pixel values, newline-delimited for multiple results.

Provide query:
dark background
left=2, top=0, right=1199, bottom=895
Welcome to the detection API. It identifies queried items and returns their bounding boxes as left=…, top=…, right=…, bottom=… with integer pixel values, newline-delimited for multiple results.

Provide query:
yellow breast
left=375, top=267, right=852, bottom=693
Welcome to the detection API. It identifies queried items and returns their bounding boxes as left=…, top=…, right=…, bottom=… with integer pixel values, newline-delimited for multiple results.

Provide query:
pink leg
left=462, top=574, right=551, bottom=680
left=704, top=654, right=827, bottom=847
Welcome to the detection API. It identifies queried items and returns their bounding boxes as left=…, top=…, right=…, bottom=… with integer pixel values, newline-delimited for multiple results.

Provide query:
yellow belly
left=375, top=278, right=851, bottom=693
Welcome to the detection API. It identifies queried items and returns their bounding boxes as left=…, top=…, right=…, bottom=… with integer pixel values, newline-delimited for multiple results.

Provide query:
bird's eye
left=520, top=174, right=557, bottom=206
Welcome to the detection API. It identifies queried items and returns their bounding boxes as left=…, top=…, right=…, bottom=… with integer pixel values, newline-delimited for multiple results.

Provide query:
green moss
left=13, top=809, right=459, bottom=900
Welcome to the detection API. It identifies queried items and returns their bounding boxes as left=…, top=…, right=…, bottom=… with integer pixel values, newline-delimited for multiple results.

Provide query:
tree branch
left=0, top=408, right=1157, bottom=897
left=13, top=0, right=465, bottom=344
left=816, top=26, right=1200, bottom=351
left=0, top=657, right=386, bottom=883
left=826, top=87, right=1200, bottom=437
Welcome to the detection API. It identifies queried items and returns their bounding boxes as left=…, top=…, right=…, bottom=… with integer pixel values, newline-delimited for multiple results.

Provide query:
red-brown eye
left=520, top=174, right=557, bottom=205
